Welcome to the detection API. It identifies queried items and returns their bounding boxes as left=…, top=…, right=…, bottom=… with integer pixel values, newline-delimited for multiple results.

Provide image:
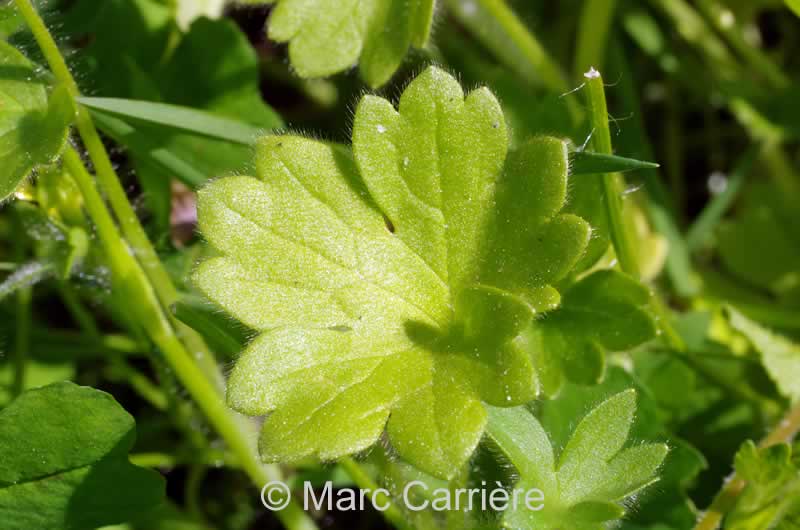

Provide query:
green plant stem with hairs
left=583, top=69, right=640, bottom=278
left=11, top=0, right=222, bottom=390
left=12, top=2, right=317, bottom=528
left=12, top=215, right=30, bottom=399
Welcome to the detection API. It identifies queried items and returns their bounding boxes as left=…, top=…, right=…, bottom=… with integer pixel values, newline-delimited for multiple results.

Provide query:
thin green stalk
left=11, top=0, right=221, bottom=389
left=12, top=216, right=31, bottom=398
left=12, top=291, right=29, bottom=393
left=649, top=294, right=686, bottom=351
left=609, top=43, right=699, bottom=297
left=574, top=0, right=618, bottom=79
left=57, top=281, right=100, bottom=336
left=61, top=147, right=317, bottom=530
left=583, top=69, right=640, bottom=277
left=131, top=449, right=238, bottom=469
left=583, top=65, right=689, bottom=350
left=693, top=402, right=800, bottom=530
left=339, top=458, right=412, bottom=530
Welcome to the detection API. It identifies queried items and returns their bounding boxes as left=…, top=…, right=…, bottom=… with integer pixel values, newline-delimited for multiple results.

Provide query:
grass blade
left=79, top=97, right=275, bottom=145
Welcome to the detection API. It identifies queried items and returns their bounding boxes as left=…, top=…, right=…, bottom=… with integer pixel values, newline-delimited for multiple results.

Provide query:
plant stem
left=12, top=0, right=222, bottom=389
left=339, top=458, right=412, bottom=530
left=61, top=146, right=316, bottom=530
left=693, top=402, right=800, bottom=530
left=12, top=215, right=31, bottom=398
left=131, top=449, right=239, bottom=469
left=574, top=0, right=618, bottom=79
left=609, top=44, right=699, bottom=297
left=583, top=69, right=640, bottom=278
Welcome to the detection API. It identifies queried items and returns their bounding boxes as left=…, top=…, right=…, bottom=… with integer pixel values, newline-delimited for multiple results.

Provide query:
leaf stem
left=693, top=402, right=800, bottom=530
left=61, top=146, right=317, bottom=530
left=11, top=0, right=221, bottom=389
left=12, top=215, right=31, bottom=398
left=582, top=68, right=640, bottom=278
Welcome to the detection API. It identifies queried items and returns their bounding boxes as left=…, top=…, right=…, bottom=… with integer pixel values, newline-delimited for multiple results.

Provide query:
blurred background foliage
left=1, top=0, right=799, bottom=529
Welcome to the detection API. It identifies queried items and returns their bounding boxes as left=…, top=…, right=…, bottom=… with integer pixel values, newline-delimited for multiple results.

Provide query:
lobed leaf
left=195, top=66, right=589, bottom=478
left=259, top=0, right=436, bottom=87
left=489, top=391, right=668, bottom=530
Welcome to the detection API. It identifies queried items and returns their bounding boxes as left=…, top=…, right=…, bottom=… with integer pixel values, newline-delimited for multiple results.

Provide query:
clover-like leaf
left=195, top=66, right=589, bottom=478
left=489, top=391, right=668, bottom=530
left=259, top=0, right=435, bottom=87
left=0, top=42, right=73, bottom=201
left=522, top=270, right=657, bottom=396
left=0, top=382, right=165, bottom=530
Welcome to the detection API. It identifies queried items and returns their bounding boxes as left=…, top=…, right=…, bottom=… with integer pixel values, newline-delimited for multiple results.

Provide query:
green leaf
left=480, top=137, right=591, bottom=306
left=523, top=270, right=657, bottom=396
left=0, top=382, right=165, bottom=530
left=540, top=366, right=706, bottom=529
left=262, top=0, right=436, bottom=87
left=63, top=0, right=174, bottom=98
left=787, top=0, right=800, bottom=18
left=728, top=440, right=800, bottom=530
left=729, top=309, right=800, bottom=402
left=570, top=151, right=660, bottom=175
left=0, top=5, right=23, bottom=38
left=78, top=97, right=264, bottom=145
left=134, top=17, right=285, bottom=184
left=195, top=66, right=587, bottom=478
left=489, top=391, right=668, bottom=530
left=0, top=43, right=73, bottom=201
